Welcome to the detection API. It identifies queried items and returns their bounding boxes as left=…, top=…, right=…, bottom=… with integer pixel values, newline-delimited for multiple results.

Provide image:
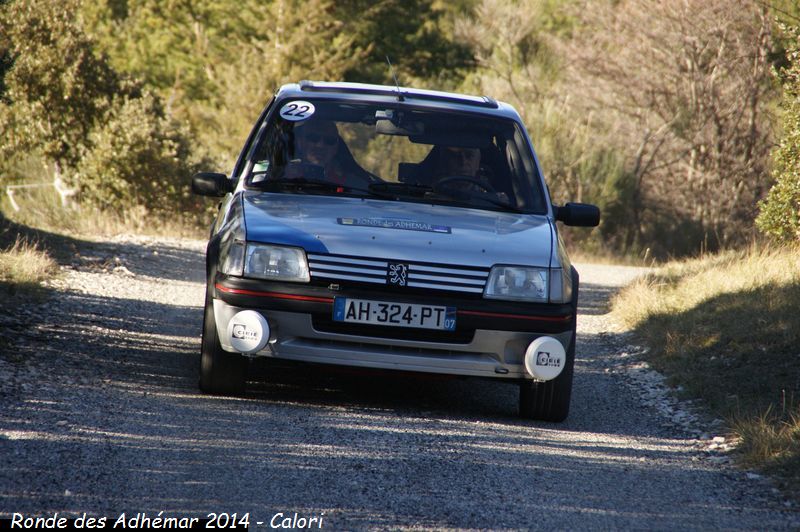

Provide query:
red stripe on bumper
left=216, top=284, right=570, bottom=322
left=215, top=284, right=334, bottom=303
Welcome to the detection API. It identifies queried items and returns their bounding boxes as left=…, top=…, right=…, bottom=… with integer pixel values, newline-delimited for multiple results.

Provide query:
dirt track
left=0, top=236, right=796, bottom=529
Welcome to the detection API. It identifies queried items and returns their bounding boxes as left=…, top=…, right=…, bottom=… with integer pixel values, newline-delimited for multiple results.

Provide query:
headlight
left=484, top=266, right=548, bottom=302
left=243, top=244, right=310, bottom=282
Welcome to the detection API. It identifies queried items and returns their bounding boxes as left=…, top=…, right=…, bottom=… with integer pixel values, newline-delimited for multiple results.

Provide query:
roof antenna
left=386, top=55, right=404, bottom=102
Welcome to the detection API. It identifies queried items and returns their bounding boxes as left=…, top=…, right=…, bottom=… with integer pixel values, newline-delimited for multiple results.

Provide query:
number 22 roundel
left=279, top=100, right=316, bottom=121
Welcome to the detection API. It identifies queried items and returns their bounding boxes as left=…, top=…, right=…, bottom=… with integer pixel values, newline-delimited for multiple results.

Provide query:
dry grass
left=0, top=236, right=58, bottom=290
left=613, top=245, right=799, bottom=330
left=732, top=407, right=800, bottom=490
left=1, top=188, right=205, bottom=239
left=568, top=247, right=652, bottom=266
left=0, top=235, right=59, bottom=359
left=0, top=186, right=205, bottom=293
left=611, top=244, right=800, bottom=493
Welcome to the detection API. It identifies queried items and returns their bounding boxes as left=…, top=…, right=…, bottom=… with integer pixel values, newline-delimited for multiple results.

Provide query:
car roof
left=275, top=81, right=523, bottom=122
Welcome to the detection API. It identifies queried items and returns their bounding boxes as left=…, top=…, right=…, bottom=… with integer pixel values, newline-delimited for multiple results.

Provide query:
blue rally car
left=192, top=81, right=599, bottom=421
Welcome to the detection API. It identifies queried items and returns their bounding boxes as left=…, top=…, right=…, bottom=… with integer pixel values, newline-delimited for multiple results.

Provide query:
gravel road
left=1, top=236, right=797, bottom=530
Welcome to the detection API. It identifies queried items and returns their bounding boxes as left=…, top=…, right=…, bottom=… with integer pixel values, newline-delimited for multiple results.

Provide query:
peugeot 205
left=191, top=81, right=600, bottom=422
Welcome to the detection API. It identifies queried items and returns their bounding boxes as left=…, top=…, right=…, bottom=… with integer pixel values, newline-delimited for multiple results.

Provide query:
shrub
left=76, top=93, right=200, bottom=215
left=757, top=26, right=800, bottom=242
left=0, top=0, right=204, bottom=221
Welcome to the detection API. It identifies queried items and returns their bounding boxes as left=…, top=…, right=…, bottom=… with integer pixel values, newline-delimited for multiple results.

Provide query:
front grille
left=312, top=314, right=475, bottom=343
left=307, top=252, right=489, bottom=294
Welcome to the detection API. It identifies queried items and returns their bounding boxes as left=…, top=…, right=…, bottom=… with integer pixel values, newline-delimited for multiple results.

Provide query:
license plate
left=332, top=298, right=456, bottom=331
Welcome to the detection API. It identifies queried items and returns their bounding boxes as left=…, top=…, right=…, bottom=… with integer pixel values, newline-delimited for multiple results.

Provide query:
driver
left=431, top=146, right=507, bottom=201
left=437, top=146, right=482, bottom=179
left=288, top=120, right=373, bottom=187
left=296, top=120, right=341, bottom=173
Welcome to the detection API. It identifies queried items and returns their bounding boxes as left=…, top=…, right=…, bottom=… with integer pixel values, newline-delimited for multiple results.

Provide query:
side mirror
left=554, top=202, right=600, bottom=227
left=192, top=172, right=232, bottom=197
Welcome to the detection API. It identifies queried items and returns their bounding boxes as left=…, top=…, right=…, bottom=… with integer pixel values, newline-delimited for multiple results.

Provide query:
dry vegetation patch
left=2, top=191, right=205, bottom=239
left=0, top=236, right=58, bottom=289
left=611, top=246, right=800, bottom=491
left=0, top=194, right=204, bottom=297
left=0, top=234, right=58, bottom=356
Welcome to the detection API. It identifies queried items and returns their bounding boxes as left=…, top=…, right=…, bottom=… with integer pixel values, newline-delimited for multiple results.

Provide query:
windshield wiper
left=257, top=177, right=427, bottom=202
left=257, top=178, right=524, bottom=212
left=258, top=177, right=372, bottom=195
left=368, top=182, right=432, bottom=198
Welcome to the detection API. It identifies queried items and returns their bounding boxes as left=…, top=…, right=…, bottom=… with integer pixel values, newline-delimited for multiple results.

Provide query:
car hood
left=242, top=192, right=553, bottom=268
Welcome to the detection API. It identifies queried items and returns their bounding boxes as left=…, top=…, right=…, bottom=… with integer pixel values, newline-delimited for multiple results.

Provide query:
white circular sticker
left=279, top=100, right=316, bottom=121
left=226, top=310, right=270, bottom=354
left=524, top=336, right=566, bottom=381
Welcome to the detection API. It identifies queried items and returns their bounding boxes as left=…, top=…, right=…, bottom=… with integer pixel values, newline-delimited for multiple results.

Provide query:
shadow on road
left=577, top=281, right=621, bottom=316
left=1, top=243, right=791, bottom=528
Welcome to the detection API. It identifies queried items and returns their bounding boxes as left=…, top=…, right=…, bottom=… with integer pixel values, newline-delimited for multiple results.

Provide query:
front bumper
left=211, top=278, right=575, bottom=380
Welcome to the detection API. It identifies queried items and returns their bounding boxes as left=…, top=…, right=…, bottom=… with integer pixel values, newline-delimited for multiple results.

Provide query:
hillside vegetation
left=612, top=246, right=800, bottom=490
left=2, top=0, right=798, bottom=258
left=606, top=12, right=800, bottom=491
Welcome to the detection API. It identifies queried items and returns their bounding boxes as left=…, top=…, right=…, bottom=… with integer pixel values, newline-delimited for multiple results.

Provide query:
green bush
left=76, top=93, right=200, bottom=214
left=757, top=26, right=800, bottom=242
left=0, top=0, right=122, bottom=168
left=0, top=0, right=205, bottom=222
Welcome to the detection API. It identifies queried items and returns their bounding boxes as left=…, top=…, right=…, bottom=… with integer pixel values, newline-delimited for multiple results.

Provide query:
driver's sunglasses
left=304, top=133, right=338, bottom=146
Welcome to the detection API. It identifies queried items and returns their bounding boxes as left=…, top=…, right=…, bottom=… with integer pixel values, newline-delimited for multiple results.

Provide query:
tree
left=337, top=0, right=473, bottom=86
left=454, top=0, right=626, bottom=253
left=75, top=93, right=200, bottom=214
left=570, top=0, right=775, bottom=256
left=84, top=0, right=372, bottom=168
left=82, top=0, right=252, bottom=113
left=757, top=24, right=800, bottom=242
left=0, top=12, right=11, bottom=103
left=0, top=0, right=202, bottom=215
left=0, top=0, right=124, bottom=171
left=455, top=0, right=564, bottom=119
left=83, top=0, right=476, bottom=168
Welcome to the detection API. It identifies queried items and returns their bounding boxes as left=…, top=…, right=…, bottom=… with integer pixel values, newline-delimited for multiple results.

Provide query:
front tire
left=199, top=296, right=246, bottom=395
left=518, top=330, right=576, bottom=422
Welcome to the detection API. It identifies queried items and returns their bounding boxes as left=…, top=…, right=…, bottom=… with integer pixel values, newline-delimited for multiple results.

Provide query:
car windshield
left=244, top=99, right=547, bottom=214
